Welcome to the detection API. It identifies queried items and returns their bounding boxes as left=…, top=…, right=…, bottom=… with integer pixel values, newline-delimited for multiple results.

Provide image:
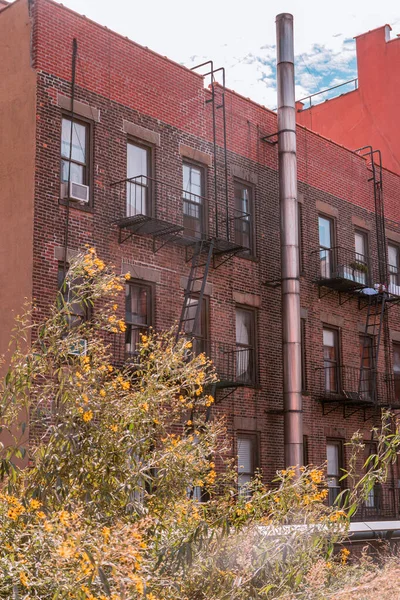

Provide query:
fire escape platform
left=115, top=214, right=184, bottom=238
left=115, top=214, right=248, bottom=257
left=314, top=275, right=368, bottom=293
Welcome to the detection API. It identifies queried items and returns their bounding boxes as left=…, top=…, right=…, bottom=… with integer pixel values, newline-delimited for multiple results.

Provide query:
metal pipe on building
left=276, top=13, right=303, bottom=468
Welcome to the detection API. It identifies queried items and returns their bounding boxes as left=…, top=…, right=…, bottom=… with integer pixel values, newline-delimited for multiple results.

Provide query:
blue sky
left=40, top=0, right=400, bottom=109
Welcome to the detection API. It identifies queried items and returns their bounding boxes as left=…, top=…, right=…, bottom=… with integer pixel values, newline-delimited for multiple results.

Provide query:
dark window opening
left=235, top=307, right=256, bottom=385
left=237, top=433, right=258, bottom=497
left=323, top=327, right=340, bottom=393
left=125, top=282, right=153, bottom=359
left=182, top=162, right=206, bottom=238
left=234, top=181, right=254, bottom=254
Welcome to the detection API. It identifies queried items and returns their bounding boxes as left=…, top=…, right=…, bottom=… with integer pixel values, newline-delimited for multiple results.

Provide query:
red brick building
left=1, top=0, right=400, bottom=520
left=297, top=24, right=400, bottom=175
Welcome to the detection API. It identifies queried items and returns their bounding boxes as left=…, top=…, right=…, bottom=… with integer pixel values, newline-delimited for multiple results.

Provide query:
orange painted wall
left=297, top=25, right=400, bottom=175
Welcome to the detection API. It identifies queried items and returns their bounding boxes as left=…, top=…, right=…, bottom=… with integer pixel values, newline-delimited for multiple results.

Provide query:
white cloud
left=46, top=0, right=400, bottom=108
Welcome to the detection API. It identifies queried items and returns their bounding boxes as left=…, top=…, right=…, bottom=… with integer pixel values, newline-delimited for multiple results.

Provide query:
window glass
left=183, top=163, right=204, bottom=238
left=323, top=327, right=339, bottom=393
left=393, top=343, right=400, bottom=403
left=236, top=308, right=255, bottom=384
left=125, top=283, right=151, bottom=358
left=237, top=435, right=255, bottom=496
left=234, top=182, right=252, bottom=251
left=126, top=142, right=150, bottom=217
left=326, top=441, right=342, bottom=505
left=318, top=216, right=332, bottom=249
left=61, top=118, right=88, bottom=186
left=183, top=296, right=208, bottom=355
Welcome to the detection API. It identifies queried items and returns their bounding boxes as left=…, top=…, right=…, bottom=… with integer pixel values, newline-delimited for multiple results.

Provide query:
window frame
left=354, top=228, right=369, bottom=284
left=326, top=438, right=344, bottom=506
left=322, top=325, right=341, bottom=394
left=388, top=243, right=400, bottom=286
left=126, top=137, right=155, bottom=218
left=318, top=214, right=336, bottom=279
left=233, top=178, right=256, bottom=257
left=125, top=280, right=155, bottom=358
left=60, top=113, right=93, bottom=209
left=182, top=159, right=208, bottom=238
left=236, top=431, right=259, bottom=496
left=235, top=305, right=258, bottom=386
left=183, top=294, right=210, bottom=356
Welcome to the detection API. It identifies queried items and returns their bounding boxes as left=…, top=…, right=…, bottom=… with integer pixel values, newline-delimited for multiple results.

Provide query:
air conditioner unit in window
left=69, top=181, right=89, bottom=203
left=68, top=339, right=88, bottom=356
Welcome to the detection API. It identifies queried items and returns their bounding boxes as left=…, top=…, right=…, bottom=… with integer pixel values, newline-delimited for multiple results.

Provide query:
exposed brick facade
left=2, top=0, right=400, bottom=512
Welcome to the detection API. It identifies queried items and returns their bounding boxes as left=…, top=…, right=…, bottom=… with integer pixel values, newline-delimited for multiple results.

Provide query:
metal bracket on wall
left=260, top=132, right=279, bottom=145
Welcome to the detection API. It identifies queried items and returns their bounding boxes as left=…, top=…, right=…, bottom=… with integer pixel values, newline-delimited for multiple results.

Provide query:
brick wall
left=26, top=0, right=400, bottom=494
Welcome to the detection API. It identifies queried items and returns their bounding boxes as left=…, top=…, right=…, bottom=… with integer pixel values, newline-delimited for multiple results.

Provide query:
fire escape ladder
left=359, top=294, right=386, bottom=404
left=176, top=240, right=214, bottom=340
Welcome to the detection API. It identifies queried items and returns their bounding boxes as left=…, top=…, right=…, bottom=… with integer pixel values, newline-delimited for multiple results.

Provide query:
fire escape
left=111, top=63, right=255, bottom=397
left=313, top=146, right=400, bottom=418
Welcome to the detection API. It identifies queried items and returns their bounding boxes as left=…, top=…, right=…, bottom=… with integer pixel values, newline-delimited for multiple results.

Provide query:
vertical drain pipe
left=276, top=14, right=303, bottom=468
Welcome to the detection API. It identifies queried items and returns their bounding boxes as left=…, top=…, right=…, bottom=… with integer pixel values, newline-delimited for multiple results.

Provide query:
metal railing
left=314, top=365, right=386, bottom=404
left=111, top=175, right=252, bottom=245
left=327, top=485, right=399, bottom=521
left=103, top=330, right=257, bottom=386
left=297, top=78, right=358, bottom=110
left=207, top=340, right=257, bottom=386
left=353, top=486, right=399, bottom=521
left=311, top=246, right=371, bottom=288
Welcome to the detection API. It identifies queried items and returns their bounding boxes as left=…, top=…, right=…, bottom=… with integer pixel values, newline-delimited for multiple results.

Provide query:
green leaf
left=98, top=566, right=111, bottom=596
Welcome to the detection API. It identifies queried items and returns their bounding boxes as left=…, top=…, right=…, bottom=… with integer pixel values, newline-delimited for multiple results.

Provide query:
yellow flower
left=83, top=410, right=93, bottom=422
left=186, top=420, right=192, bottom=426
left=29, top=499, right=41, bottom=510
left=113, top=304, right=118, bottom=311
left=108, top=315, right=116, bottom=323
left=186, top=341, right=192, bottom=349
left=75, top=371, right=83, bottom=379
left=99, top=389, right=106, bottom=397
left=102, top=526, right=111, bottom=543
left=141, top=334, right=148, bottom=343
left=341, top=547, right=350, bottom=564
left=108, top=365, right=113, bottom=372
left=141, top=402, right=149, bottom=411
left=82, top=394, right=89, bottom=404
left=120, top=380, right=130, bottom=391
left=110, top=424, right=118, bottom=432
left=206, top=395, right=214, bottom=406
left=125, top=272, right=131, bottom=281
left=19, top=572, right=28, bottom=587
left=118, top=320, right=127, bottom=333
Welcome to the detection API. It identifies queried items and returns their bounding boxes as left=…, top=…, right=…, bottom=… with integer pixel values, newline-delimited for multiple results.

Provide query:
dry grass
left=334, top=565, right=400, bottom=599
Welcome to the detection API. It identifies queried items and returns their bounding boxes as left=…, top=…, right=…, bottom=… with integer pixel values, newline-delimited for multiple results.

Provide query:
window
left=234, top=181, right=254, bottom=254
left=393, top=343, right=400, bottom=403
left=183, top=162, right=205, bottom=238
left=388, top=244, right=400, bottom=292
left=125, top=282, right=153, bottom=359
left=183, top=295, right=209, bottom=356
left=354, top=230, right=368, bottom=285
left=323, top=327, right=339, bottom=393
left=318, top=215, right=334, bottom=278
left=61, top=117, right=90, bottom=187
left=235, top=307, right=256, bottom=385
left=126, top=141, right=152, bottom=217
left=57, top=265, right=87, bottom=329
left=326, top=440, right=343, bottom=506
left=237, top=433, right=258, bottom=497
left=301, top=317, right=307, bottom=392
left=359, top=335, right=374, bottom=400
